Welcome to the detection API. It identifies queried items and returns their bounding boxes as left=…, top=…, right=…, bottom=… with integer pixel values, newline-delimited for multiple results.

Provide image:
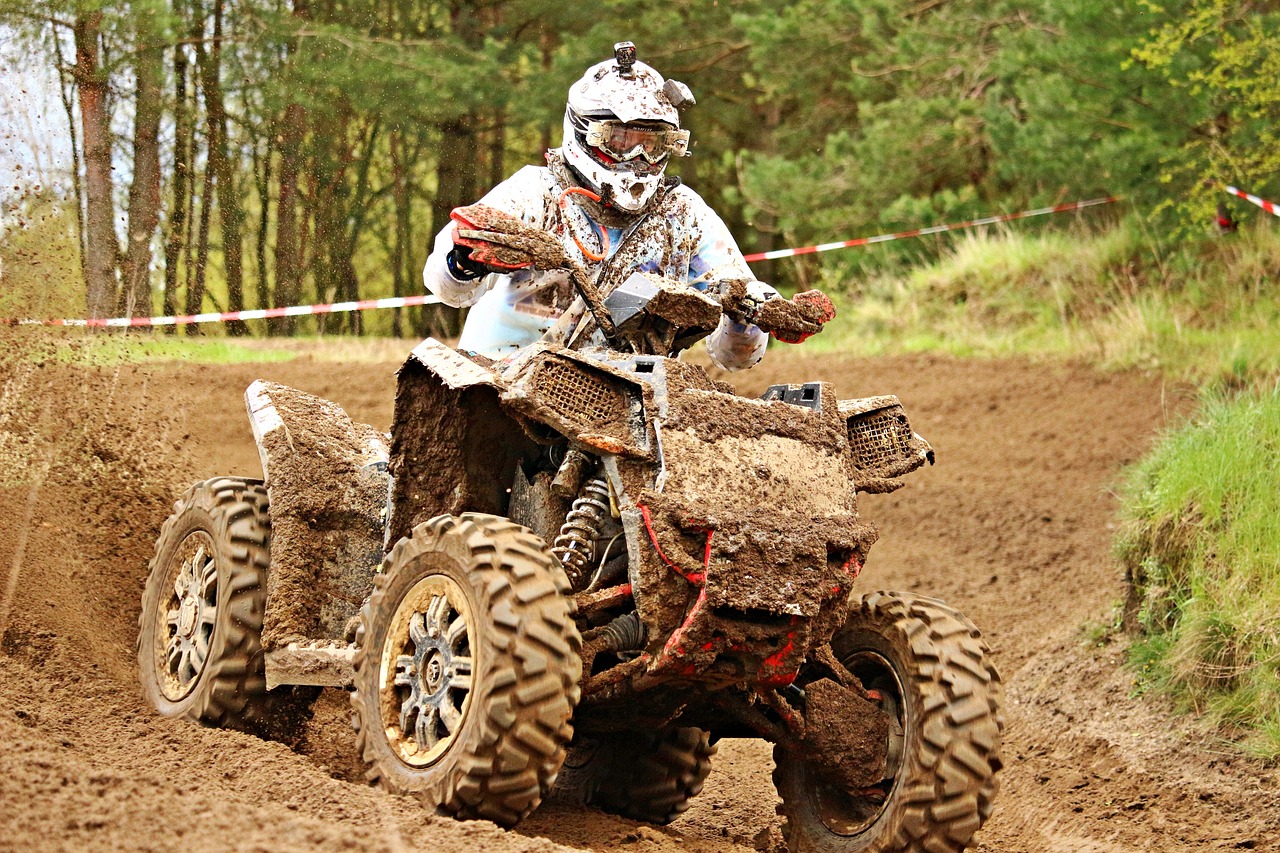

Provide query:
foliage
left=1115, top=385, right=1280, bottom=758
left=1131, top=0, right=1280, bottom=225
left=1, top=0, right=1278, bottom=330
left=810, top=215, right=1280, bottom=387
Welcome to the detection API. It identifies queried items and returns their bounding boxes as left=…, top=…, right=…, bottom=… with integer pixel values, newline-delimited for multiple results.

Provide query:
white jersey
left=423, top=161, right=774, bottom=370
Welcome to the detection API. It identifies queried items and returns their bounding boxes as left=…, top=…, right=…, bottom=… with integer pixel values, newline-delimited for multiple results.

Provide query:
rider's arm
left=681, top=191, right=776, bottom=371
left=423, top=166, right=551, bottom=308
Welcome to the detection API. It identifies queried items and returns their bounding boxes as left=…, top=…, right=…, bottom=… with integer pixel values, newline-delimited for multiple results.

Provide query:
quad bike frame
left=139, top=270, right=1003, bottom=852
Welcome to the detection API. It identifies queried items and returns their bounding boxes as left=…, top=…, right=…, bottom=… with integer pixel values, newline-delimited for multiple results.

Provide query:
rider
left=423, top=42, right=823, bottom=370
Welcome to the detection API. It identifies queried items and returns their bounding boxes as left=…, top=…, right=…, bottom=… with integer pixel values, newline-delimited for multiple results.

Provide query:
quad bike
left=138, top=205, right=1003, bottom=852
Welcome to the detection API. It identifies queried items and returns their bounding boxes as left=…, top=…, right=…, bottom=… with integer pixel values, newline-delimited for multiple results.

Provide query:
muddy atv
left=138, top=206, right=1003, bottom=851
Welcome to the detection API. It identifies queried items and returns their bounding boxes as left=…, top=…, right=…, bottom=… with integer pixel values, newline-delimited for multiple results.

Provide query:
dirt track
left=1, top=337, right=1278, bottom=852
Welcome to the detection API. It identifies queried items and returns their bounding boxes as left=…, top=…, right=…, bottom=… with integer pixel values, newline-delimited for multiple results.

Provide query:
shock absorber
left=552, top=477, right=611, bottom=588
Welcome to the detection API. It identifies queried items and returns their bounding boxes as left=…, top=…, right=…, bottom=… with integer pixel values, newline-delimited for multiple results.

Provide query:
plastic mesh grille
left=534, top=360, right=627, bottom=427
left=849, top=406, right=912, bottom=473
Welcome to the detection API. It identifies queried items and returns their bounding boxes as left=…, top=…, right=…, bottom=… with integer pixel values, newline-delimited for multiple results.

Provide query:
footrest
left=265, top=640, right=356, bottom=689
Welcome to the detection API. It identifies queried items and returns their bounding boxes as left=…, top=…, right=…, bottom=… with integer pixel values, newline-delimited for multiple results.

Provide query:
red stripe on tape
left=742, top=196, right=1118, bottom=262
left=1225, top=185, right=1280, bottom=218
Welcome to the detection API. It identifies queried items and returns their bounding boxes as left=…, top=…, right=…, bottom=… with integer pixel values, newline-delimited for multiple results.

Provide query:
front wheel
left=774, top=592, right=1003, bottom=853
left=350, top=514, right=582, bottom=827
left=137, top=478, right=274, bottom=729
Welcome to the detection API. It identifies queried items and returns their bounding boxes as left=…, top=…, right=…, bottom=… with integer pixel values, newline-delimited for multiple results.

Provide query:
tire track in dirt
left=0, top=459, right=45, bottom=634
left=1, top=341, right=1277, bottom=852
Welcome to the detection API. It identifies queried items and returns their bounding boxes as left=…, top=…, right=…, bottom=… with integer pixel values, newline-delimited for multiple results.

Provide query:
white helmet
left=561, top=42, right=695, bottom=214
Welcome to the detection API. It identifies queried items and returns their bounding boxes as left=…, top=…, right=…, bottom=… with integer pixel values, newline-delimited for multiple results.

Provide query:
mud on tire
left=350, top=513, right=583, bottom=827
left=137, top=478, right=279, bottom=730
left=775, top=591, right=1003, bottom=853
left=562, top=726, right=716, bottom=825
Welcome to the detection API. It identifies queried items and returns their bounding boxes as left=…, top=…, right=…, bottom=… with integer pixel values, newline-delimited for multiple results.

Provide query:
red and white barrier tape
left=741, top=196, right=1118, bottom=262
left=1225, top=185, right=1279, bottom=218
left=6, top=196, right=1117, bottom=328
left=4, top=293, right=443, bottom=328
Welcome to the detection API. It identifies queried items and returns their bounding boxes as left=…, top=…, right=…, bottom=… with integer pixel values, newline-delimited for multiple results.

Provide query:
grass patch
left=812, top=217, right=1280, bottom=387
left=50, top=335, right=299, bottom=365
left=1115, top=385, right=1280, bottom=758
left=6, top=331, right=419, bottom=366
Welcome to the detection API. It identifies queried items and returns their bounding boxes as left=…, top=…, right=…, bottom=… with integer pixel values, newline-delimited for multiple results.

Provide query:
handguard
left=449, top=204, right=570, bottom=272
left=718, top=280, right=837, bottom=344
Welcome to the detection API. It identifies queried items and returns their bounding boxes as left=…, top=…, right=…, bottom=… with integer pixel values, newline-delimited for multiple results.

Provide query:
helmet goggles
left=583, top=120, right=690, bottom=165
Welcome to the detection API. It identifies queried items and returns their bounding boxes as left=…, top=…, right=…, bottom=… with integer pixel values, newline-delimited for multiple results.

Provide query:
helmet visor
left=584, top=120, right=690, bottom=164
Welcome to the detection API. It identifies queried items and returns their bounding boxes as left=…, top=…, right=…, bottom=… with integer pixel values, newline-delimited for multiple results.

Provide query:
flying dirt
left=1, top=331, right=1277, bottom=852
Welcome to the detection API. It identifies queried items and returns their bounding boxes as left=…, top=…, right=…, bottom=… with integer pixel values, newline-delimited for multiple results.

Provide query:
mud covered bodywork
left=487, top=343, right=879, bottom=704
left=613, top=376, right=877, bottom=692
left=385, top=339, right=540, bottom=546
left=241, top=337, right=926, bottom=714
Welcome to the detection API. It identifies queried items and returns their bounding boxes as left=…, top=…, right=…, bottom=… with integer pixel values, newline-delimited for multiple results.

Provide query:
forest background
left=1, top=0, right=1277, bottom=336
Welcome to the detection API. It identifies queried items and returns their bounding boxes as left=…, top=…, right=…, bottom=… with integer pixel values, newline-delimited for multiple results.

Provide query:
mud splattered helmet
left=562, top=42, right=695, bottom=214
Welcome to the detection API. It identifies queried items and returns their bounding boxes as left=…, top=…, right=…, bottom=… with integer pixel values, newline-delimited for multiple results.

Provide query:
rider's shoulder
left=664, top=182, right=713, bottom=210
left=504, top=164, right=554, bottom=190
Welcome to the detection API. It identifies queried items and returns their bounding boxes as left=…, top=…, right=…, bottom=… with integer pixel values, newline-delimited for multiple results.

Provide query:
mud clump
left=718, top=280, right=835, bottom=343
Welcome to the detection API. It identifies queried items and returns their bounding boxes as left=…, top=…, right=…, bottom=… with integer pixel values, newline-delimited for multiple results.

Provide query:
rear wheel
left=774, top=592, right=1003, bottom=852
left=563, top=726, right=716, bottom=824
left=138, top=478, right=275, bottom=729
left=350, top=513, right=582, bottom=827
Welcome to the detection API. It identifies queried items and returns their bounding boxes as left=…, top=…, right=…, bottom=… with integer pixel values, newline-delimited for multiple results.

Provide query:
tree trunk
left=424, top=118, right=478, bottom=338
left=489, top=106, right=506, bottom=189
left=272, top=101, right=305, bottom=335
left=186, top=119, right=214, bottom=336
left=50, top=24, right=87, bottom=291
left=389, top=129, right=409, bottom=338
left=162, top=32, right=193, bottom=333
left=73, top=11, right=118, bottom=321
left=270, top=0, right=309, bottom=336
left=120, top=36, right=164, bottom=321
left=199, top=0, right=247, bottom=335
left=253, top=121, right=273, bottom=317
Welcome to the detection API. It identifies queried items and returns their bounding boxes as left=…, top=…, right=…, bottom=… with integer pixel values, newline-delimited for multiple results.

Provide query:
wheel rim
left=154, top=531, right=219, bottom=702
left=812, top=650, right=907, bottom=837
left=378, top=573, right=476, bottom=767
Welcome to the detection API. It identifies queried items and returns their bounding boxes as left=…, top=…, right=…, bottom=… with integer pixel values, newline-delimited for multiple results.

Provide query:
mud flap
left=796, top=678, right=890, bottom=792
left=245, top=380, right=390, bottom=651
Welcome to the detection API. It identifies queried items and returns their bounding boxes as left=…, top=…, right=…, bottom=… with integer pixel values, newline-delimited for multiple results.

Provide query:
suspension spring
left=552, top=477, right=611, bottom=588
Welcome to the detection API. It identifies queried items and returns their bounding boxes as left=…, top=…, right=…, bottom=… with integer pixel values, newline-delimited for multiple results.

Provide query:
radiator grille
left=533, top=360, right=628, bottom=427
left=848, top=406, right=913, bottom=474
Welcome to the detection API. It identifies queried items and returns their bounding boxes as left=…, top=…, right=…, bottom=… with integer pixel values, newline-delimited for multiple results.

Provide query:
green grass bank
left=1115, top=387, right=1280, bottom=758
left=812, top=215, right=1280, bottom=756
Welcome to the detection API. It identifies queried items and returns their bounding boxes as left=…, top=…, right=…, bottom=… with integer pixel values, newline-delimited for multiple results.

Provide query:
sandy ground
left=1, top=335, right=1277, bottom=852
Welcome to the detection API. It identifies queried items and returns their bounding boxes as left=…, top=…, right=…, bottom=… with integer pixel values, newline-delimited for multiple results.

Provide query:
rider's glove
left=718, top=278, right=780, bottom=325
left=446, top=244, right=491, bottom=281
left=719, top=279, right=836, bottom=344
